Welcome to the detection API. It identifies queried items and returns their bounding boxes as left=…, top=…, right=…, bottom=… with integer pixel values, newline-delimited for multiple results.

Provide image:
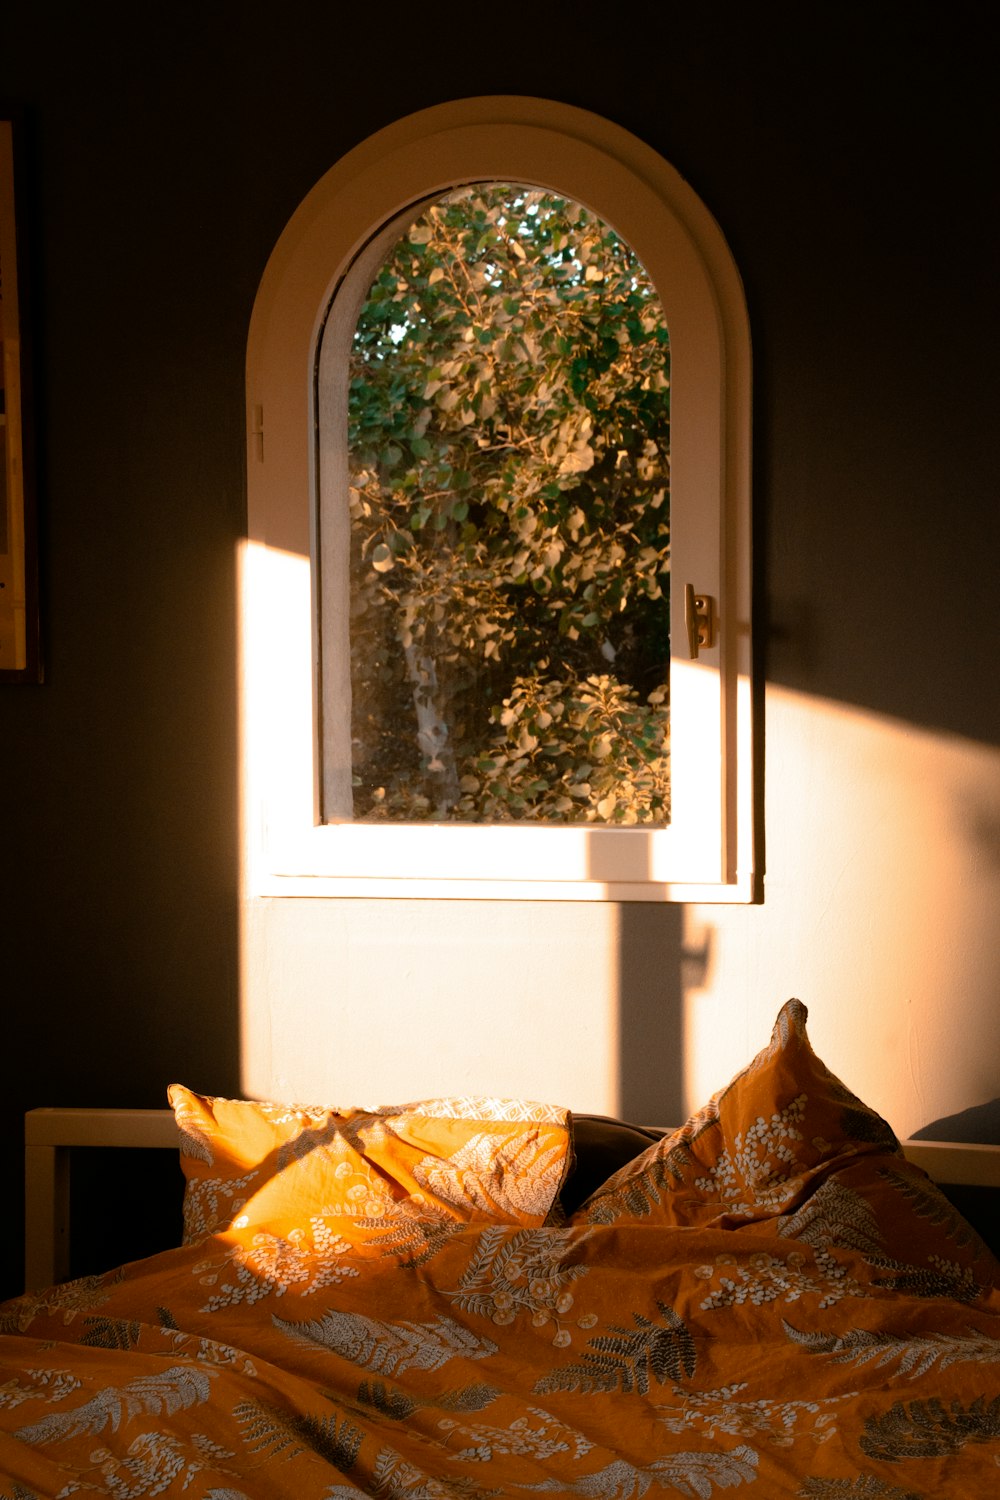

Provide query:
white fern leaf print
left=494, top=1139, right=569, bottom=1218
left=517, top=1458, right=655, bottom=1496
left=517, top=1444, right=758, bottom=1496
left=14, top=1364, right=217, bottom=1445
left=649, top=1444, right=759, bottom=1496
left=415, top=1138, right=498, bottom=1214
left=176, top=1122, right=214, bottom=1165
left=413, top=1130, right=565, bottom=1218
left=371, top=1443, right=504, bottom=1497
left=783, top=1320, right=1000, bottom=1377
left=273, top=1308, right=498, bottom=1374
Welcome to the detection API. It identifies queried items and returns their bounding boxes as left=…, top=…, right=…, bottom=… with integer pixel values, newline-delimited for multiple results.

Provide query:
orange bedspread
left=2, top=1002, right=997, bottom=1498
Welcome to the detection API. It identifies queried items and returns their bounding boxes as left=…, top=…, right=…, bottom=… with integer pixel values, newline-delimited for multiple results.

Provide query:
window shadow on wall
left=615, top=904, right=689, bottom=1127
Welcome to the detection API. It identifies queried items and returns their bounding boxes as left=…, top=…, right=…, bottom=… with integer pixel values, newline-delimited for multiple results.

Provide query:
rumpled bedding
left=1, top=1001, right=997, bottom=1498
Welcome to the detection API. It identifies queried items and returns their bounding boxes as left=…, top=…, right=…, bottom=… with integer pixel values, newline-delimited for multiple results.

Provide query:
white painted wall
left=685, top=686, right=1000, bottom=1138
left=240, top=681, right=1000, bottom=1140
left=240, top=897, right=624, bottom=1111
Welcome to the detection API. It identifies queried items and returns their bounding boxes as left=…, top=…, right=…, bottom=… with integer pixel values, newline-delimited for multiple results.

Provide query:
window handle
left=684, top=584, right=716, bottom=658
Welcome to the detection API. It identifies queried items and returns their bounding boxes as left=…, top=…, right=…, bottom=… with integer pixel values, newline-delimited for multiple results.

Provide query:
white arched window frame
left=244, top=97, right=754, bottom=901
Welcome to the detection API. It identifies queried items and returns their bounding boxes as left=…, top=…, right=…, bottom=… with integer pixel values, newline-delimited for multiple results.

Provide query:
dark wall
left=1, top=3, right=994, bottom=1298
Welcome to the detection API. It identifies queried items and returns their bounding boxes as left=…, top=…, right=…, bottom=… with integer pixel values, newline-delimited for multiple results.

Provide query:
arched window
left=245, top=97, right=753, bottom=901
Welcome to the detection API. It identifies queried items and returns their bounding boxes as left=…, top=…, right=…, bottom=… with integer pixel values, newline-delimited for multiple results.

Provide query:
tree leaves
left=345, top=184, right=671, bottom=825
left=464, top=674, right=668, bottom=825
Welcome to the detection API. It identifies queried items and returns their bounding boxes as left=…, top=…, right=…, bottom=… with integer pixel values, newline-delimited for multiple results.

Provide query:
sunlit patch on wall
left=682, top=685, right=1000, bottom=1139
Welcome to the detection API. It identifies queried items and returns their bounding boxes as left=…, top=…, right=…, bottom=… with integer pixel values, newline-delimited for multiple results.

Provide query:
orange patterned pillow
left=572, top=998, right=901, bottom=1229
left=168, top=1086, right=571, bottom=1246
left=571, top=999, right=999, bottom=1296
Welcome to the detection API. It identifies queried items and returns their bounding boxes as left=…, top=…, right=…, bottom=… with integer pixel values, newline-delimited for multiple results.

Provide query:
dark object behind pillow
left=563, top=1114, right=667, bottom=1216
left=937, top=1184, right=1000, bottom=1259
left=69, top=1147, right=185, bottom=1280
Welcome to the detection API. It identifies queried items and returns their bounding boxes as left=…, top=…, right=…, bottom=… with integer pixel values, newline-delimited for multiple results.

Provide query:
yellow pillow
left=168, top=1086, right=571, bottom=1247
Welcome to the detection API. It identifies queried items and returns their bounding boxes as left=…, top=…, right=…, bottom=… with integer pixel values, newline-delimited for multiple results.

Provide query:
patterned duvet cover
left=1, top=1002, right=997, bottom=1498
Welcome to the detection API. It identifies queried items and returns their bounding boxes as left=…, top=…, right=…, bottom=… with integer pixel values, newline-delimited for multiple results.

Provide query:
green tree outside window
left=347, top=184, right=671, bottom=826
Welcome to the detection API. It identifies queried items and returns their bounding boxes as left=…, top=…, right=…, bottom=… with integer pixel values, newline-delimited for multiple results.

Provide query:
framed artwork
left=0, top=113, right=41, bottom=682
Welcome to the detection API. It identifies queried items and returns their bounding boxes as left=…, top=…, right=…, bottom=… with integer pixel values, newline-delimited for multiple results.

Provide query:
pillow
left=570, top=999, right=999, bottom=1295
left=168, top=1086, right=572, bottom=1247
left=572, top=998, right=901, bottom=1229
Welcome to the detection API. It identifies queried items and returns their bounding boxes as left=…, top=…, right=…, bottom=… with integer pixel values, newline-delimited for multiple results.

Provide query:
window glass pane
left=344, top=184, right=670, bottom=826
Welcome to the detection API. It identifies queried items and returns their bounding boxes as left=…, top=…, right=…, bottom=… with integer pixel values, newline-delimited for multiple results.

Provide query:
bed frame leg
left=24, top=1143, right=69, bottom=1291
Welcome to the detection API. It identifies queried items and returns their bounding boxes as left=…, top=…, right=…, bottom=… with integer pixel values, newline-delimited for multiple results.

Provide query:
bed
left=2, top=999, right=998, bottom=1497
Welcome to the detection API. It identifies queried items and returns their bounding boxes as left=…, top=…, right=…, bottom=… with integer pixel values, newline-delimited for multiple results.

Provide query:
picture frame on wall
left=0, top=112, right=41, bottom=682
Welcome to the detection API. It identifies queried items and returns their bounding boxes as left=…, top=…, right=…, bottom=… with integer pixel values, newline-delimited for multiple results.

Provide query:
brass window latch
left=684, top=584, right=717, bottom=658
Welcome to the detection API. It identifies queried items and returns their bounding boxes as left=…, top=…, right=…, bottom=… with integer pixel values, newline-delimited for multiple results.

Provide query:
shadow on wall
left=963, top=798, right=1000, bottom=875
left=616, top=904, right=703, bottom=1126
left=911, top=1097, right=1000, bottom=1145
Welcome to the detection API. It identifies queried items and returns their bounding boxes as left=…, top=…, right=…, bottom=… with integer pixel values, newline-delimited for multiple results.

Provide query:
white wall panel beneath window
left=240, top=898, right=625, bottom=1111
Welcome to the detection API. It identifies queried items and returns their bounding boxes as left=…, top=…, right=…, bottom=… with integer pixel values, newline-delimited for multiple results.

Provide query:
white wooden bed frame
left=23, top=1107, right=1000, bottom=1293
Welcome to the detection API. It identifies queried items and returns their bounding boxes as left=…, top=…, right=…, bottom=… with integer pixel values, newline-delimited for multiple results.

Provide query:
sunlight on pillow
left=168, top=1086, right=571, bottom=1248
